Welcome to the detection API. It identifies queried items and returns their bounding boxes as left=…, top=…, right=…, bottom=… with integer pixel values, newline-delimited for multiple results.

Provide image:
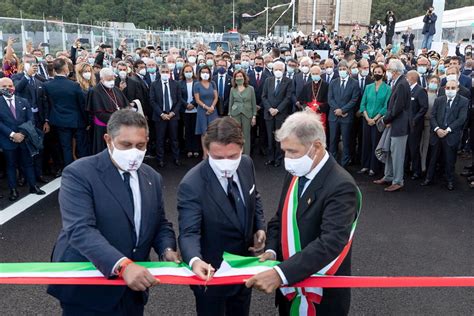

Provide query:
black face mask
left=374, top=74, right=384, bottom=81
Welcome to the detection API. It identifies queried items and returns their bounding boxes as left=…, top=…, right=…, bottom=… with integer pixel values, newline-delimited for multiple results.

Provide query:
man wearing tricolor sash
left=246, top=111, right=360, bottom=316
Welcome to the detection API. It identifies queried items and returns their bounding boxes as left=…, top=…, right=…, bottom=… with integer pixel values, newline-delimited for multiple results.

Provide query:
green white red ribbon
left=0, top=253, right=473, bottom=288
left=280, top=177, right=362, bottom=315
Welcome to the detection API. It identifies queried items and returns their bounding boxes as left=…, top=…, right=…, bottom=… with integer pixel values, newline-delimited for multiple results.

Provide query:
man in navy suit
left=421, top=80, right=469, bottom=190
left=44, top=58, right=88, bottom=167
left=328, top=60, right=360, bottom=167
left=47, top=110, right=179, bottom=315
left=0, top=78, right=45, bottom=201
left=178, top=117, right=266, bottom=316
left=213, top=59, right=232, bottom=116
left=250, top=56, right=270, bottom=155
left=441, top=64, right=472, bottom=91
left=293, top=57, right=312, bottom=111
left=12, top=54, right=50, bottom=183
left=322, top=59, right=339, bottom=83
left=150, top=64, right=183, bottom=167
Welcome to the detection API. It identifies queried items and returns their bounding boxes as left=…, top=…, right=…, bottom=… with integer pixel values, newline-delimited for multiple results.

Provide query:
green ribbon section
left=222, top=252, right=279, bottom=268
left=0, top=261, right=189, bottom=274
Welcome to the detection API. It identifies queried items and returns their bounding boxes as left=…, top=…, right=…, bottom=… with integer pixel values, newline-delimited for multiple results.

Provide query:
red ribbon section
left=2, top=275, right=473, bottom=287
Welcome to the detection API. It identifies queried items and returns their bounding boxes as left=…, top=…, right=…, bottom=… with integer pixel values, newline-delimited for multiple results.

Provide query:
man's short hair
left=107, top=109, right=149, bottom=138
left=203, top=117, right=244, bottom=149
left=53, top=58, right=67, bottom=73
left=100, top=67, right=115, bottom=79
left=276, top=111, right=326, bottom=146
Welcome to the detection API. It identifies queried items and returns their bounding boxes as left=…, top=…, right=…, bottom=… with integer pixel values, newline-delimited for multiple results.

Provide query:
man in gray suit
left=327, top=60, right=360, bottom=167
left=261, top=61, right=294, bottom=167
left=374, top=59, right=411, bottom=192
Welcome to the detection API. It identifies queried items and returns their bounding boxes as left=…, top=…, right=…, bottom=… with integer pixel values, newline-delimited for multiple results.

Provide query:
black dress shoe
left=18, top=177, right=25, bottom=187
left=174, top=159, right=181, bottom=166
left=157, top=161, right=165, bottom=168
left=411, top=173, right=421, bottom=180
left=447, top=182, right=454, bottom=191
left=460, top=170, right=473, bottom=177
left=420, top=179, right=432, bottom=186
left=274, top=161, right=281, bottom=168
left=36, top=176, right=50, bottom=184
left=467, top=175, right=474, bottom=182
left=30, top=186, right=46, bottom=195
left=9, top=189, right=19, bottom=201
left=265, top=160, right=275, bottom=166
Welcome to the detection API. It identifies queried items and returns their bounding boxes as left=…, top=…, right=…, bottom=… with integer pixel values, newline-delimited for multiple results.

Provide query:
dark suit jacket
left=179, top=80, right=198, bottom=113
left=352, top=75, right=374, bottom=112
left=293, top=72, right=312, bottom=107
left=266, top=156, right=358, bottom=313
left=249, top=71, right=270, bottom=106
left=44, top=76, right=86, bottom=128
left=47, top=150, right=176, bottom=311
left=328, top=77, right=360, bottom=122
left=178, top=156, right=265, bottom=297
left=144, top=72, right=161, bottom=87
left=150, top=79, right=183, bottom=121
left=430, top=95, right=468, bottom=147
left=116, top=76, right=152, bottom=117
left=212, top=73, right=232, bottom=115
left=12, top=72, right=48, bottom=123
left=422, top=13, right=437, bottom=35
left=322, top=71, right=339, bottom=83
left=383, top=76, right=411, bottom=137
left=0, top=96, right=33, bottom=150
left=409, top=84, right=429, bottom=128
left=438, top=85, right=471, bottom=102
left=261, top=76, right=294, bottom=120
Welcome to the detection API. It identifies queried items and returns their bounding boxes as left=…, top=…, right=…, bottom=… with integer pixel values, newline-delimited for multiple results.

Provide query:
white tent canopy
left=395, top=6, right=474, bottom=32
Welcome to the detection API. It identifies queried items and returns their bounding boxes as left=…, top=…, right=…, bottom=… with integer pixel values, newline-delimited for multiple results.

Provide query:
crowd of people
left=0, top=22, right=473, bottom=203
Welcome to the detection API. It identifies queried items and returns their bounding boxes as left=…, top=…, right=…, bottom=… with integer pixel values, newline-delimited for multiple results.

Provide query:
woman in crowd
left=358, top=64, right=391, bottom=176
left=86, top=68, right=129, bottom=154
left=76, top=62, right=96, bottom=94
left=420, top=75, right=440, bottom=174
left=228, top=70, right=257, bottom=156
left=193, top=65, right=218, bottom=157
left=2, top=38, right=20, bottom=78
left=180, top=64, right=200, bottom=158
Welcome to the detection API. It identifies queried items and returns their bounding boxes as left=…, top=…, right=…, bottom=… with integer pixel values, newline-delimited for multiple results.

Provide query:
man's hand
left=249, top=230, right=266, bottom=254
left=436, top=129, right=448, bottom=138
left=43, top=122, right=50, bottom=134
left=186, top=103, right=195, bottom=111
left=258, top=251, right=276, bottom=262
left=191, top=259, right=215, bottom=281
left=162, top=249, right=182, bottom=264
left=245, top=268, right=282, bottom=294
left=122, top=263, right=159, bottom=291
left=251, top=117, right=257, bottom=127
left=27, top=63, right=38, bottom=77
left=161, top=114, right=170, bottom=121
left=119, top=81, right=127, bottom=91
left=12, top=133, right=25, bottom=143
left=334, top=108, right=343, bottom=116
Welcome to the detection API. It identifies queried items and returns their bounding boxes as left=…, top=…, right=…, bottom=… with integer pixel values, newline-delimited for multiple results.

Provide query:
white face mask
left=267, top=62, right=274, bottom=70
left=284, top=145, right=315, bottom=177
left=208, top=153, right=242, bottom=178
left=103, top=80, right=115, bottom=89
left=138, top=68, right=147, bottom=76
left=445, top=90, right=457, bottom=99
left=109, top=142, right=146, bottom=172
left=386, top=71, right=393, bottom=81
left=274, top=70, right=283, bottom=78
left=168, top=63, right=176, bottom=70
left=301, top=66, right=310, bottom=74
left=188, top=56, right=197, bottom=64
left=201, top=73, right=210, bottom=81
left=325, top=67, right=334, bottom=75
left=446, top=74, right=457, bottom=82
left=119, top=70, right=127, bottom=80
left=82, top=72, right=92, bottom=80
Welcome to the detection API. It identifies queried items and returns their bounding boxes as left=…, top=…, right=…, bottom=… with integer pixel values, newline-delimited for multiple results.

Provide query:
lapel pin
left=307, top=198, right=312, bottom=205
left=148, top=181, right=152, bottom=186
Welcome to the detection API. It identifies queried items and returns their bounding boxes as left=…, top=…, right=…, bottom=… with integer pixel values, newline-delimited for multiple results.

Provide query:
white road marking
left=0, top=178, right=61, bottom=225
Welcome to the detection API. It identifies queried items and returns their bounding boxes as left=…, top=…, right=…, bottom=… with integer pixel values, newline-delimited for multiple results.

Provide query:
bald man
left=0, top=77, right=45, bottom=201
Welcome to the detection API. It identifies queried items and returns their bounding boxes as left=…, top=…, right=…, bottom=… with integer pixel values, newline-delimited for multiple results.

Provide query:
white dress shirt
left=269, top=151, right=330, bottom=285
left=161, top=80, right=173, bottom=112
left=4, top=95, right=17, bottom=138
left=185, top=81, right=197, bottom=113
left=111, top=169, right=142, bottom=275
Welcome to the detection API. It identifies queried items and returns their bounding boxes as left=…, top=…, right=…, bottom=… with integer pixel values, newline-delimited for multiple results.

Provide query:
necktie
left=122, top=172, right=135, bottom=213
left=164, top=82, right=171, bottom=112
left=360, top=77, right=365, bottom=90
left=256, top=73, right=260, bottom=85
left=227, top=176, right=246, bottom=230
left=219, top=75, right=224, bottom=98
left=303, top=74, right=307, bottom=83
left=443, top=99, right=452, bottom=127
left=298, top=176, right=309, bottom=197
left=274, top=79, right=281, bottom=95
left=7, top=99, right=16, bottom=119
left=341, top=80, right=346, bottom=90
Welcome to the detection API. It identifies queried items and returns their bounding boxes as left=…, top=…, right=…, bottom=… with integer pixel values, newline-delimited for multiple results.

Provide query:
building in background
left=298, top=0, right=373, bottom=36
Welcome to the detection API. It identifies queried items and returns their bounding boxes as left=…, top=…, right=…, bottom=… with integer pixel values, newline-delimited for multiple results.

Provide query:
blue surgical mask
left=184, top=72, right=193, bottom=79
left=362, top=53, right=369, bottom=59
left=438, top=64, right=445, bottom=73
left=417, top=66, right=427, bottom=74
left=428, top=82, right=438, bottom=91
left=287, top=66, right=295, bottom=74
left=176, top=62, right=184, bottom=69
left=241, top=61, right=250, bottom=69
left=430, top=59, right=437, bottom=67
left=351, top=68, right=359, bottom=75
left=234, top=64, right=242, bottom=71
left=339, top=70, right=348, bottom=79
left=311, top=74, right=321, bottom=82
left=147, top=67, right=156, bottom=74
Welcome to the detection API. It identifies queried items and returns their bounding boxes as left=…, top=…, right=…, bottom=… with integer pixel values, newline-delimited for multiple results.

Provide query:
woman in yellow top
left=229, top=70, right=257, bottom=155
left=358, top=64, right=391, bottom=176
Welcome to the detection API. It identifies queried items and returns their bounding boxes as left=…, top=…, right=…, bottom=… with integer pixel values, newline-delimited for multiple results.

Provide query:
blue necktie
left=227, top=176, right=246, bottom=230
left=164, top=82, right=171, bottom=112
left=298, top=176, right=309, bottom=197
left=219, top=75, right=225, bottom=99
left=122, top=172, right=135, bottom=213
left=274, top=79, right=281, bottom=96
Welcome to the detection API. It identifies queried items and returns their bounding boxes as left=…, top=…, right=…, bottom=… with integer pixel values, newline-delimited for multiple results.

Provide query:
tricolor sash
left=280, top=176, right=361, bottom=316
